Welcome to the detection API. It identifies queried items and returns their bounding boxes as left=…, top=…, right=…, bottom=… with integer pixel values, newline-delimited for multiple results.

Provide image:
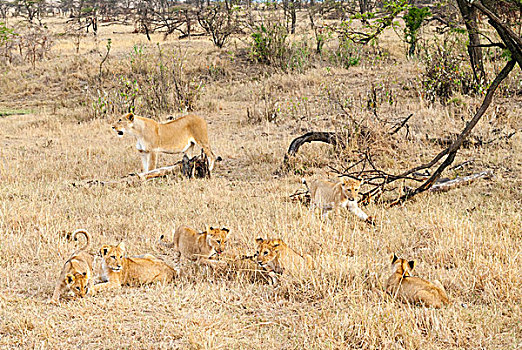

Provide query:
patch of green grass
left=0, top=109, right=32, bottom=117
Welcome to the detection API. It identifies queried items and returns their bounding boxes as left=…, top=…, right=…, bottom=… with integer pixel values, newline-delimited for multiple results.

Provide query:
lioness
left=49, top=229, right=99, bottom=304
left=158, top=225, right=230, bottom=273
left=92, top=242, right=176, bottom=293
left=385, top=254, right=449, bottom=308
left=255, top=237, right=313, bottom=284
left=303, top=177, right=374, bottom=224
left=112, top=112, right=217, bottom=172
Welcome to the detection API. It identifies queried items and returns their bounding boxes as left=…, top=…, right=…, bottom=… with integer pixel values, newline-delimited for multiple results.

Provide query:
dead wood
left=428, top=170, right=493, bottom=192
left=137, top=161, right=183, bottom=180
left=280, top=132, right=346, bottom=173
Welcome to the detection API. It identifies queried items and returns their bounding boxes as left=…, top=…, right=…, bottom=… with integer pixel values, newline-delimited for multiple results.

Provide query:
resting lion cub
left=303, top=177, right=374, bottom=224
left=49, top=229, right=99, bottom=304
left=385, top=254, right=449, bottom=308
left=92, top=242, right=176, bottom=293
left=159, top=225, right=230, bottom=273
left=255, top=238, right=313, bottom=284
left=112, top=112, right=217, bottom=172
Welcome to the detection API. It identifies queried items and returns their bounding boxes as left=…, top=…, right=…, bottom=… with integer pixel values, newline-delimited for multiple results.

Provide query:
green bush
left=404, top=6, right=431, bottom=57
left=422, top=34, right=478, bottom=103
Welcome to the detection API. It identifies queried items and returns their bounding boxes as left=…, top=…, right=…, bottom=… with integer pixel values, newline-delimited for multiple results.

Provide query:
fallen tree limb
left=137, top=161, right=182, bottom=180
left=428, top=170, right=493, bottom=192
left=280, top=132, right=347, bottom=173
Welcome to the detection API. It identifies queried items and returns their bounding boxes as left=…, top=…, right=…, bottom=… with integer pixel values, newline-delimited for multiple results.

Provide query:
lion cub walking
left=92, top=242, right=176, bottom=293
left=159, top=225, right=230, bottom=274
left=255, top=238, right=313, bottom=284
left=302, top=177, right=374, bottom=224
left=112, top=112, right=217, bottom=172
left=385, top=254, right=449, bottom=308
left=49, top=229, right=100, bottom=304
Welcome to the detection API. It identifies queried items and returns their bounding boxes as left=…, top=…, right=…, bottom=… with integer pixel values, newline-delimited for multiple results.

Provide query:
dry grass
left=1, top=14, right=521, bottom=349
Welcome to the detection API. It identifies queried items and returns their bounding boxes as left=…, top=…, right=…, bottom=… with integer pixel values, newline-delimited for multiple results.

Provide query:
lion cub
left=303, top=177, right=374, bottom=224
left=159, top=225, right=230, bottom=273
left=385, top=254, right=449, bottom=308
left=255, top=238, right=313, bottom=284
left=92, top=242, right=176, bottom=293
left=49, top=229, right=100, bottom=304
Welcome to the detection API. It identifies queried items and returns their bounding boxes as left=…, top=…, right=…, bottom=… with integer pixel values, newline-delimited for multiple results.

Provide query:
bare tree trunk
left=456, top=0, right=486, bottom=84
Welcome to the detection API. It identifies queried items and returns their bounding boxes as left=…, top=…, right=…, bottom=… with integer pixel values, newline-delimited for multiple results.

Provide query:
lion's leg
left=201, top=145, right=216, bottom=171
left=150, top=151, right=158, bottom=171
left=48, top=281, right=64, bottom=304
left=139, top=151, right=151, bottom=172
left=346, top=201, right=369, bottom=221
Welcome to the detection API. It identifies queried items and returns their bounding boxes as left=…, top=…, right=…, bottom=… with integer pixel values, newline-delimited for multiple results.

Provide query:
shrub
left=422, top=34, right=477, bottom=103
left=91, top=45, right=202, bottom=118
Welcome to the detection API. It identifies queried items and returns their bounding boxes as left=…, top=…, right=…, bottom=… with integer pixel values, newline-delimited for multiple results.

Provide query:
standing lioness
left=112, top=112, right=217, bottom=172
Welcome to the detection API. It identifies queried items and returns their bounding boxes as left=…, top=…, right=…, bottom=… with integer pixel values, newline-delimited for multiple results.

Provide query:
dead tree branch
left=391, top=59, right=515, bottom=205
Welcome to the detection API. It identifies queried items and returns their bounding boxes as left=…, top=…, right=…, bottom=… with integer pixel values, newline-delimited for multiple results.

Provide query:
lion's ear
left=101, top=245, right=110, bottom=256
left=66, top=273, right=75, bottom=284
left=117, top=242, right=126, bottom=252
left=222, top=227, right=230, bottom=233
left=407, top=260, right=416, bottom=270
left=359, top=178, right=365, bottom=186
left=126, top=113, right=134, bottom=122
left=391, top=253, right=398, bottom=264
left=255, top=237, right=264, bottom=244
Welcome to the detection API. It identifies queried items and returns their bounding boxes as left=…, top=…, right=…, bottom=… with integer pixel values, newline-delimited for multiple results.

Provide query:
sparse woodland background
left=0, top=0, right=521, bottom=348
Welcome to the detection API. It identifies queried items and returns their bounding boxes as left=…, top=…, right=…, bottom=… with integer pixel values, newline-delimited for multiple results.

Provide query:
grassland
left=0, top=15, right=521, bottom=349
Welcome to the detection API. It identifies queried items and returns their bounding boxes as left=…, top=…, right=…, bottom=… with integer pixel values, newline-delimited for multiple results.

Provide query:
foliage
left=340, top=0, right=409, bottom=45
left=404, top=6, right=431, bottom=57
left=422, top=33, right=478, bottom=103
left=249, top=20, right=314, bottom=73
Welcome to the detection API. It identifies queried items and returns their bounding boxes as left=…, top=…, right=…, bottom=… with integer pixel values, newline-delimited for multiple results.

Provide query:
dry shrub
left=90, top=44, right=203, bottom=118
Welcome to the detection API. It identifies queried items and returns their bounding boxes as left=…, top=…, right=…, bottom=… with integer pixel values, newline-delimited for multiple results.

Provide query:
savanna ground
left=0, top=13, right=521, bottom=349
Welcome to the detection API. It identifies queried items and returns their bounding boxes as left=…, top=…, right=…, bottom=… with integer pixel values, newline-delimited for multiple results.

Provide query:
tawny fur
left=303, top=177, right=374, bottom=224
left=255, top=238, right=313, bottom=284
left=49, top=229, right=99, bottom=304
left=92, top=242, right=176, bottom=293
left=385, top=254, right=449, bottom=308
left=112, top=112, right=217, bottom=172
left=158, top=225, right=230, bottom=273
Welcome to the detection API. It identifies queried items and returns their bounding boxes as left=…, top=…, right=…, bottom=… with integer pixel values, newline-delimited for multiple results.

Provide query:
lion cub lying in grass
left=302, top=177, right=374, bottom=224
left=255, top=238, right=313, bottom=285
left=49, top=229, right=102, bottom=304
left=159, top=225, right=230, bottom=274
left=385, top=254, right=449, bottom=308
left=92, top=242, right=176, bottom=293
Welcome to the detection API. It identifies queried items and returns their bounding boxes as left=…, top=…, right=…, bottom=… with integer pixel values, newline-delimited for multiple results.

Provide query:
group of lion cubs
left=49, top=112, right=449, bottom=308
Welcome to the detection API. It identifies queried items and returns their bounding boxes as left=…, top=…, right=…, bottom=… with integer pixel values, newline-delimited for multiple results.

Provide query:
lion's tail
left=301, top=178, right=310, bottom=193
left=72, top=229, right=91, bottom=251
left=158, top=234, right=175, bottom=249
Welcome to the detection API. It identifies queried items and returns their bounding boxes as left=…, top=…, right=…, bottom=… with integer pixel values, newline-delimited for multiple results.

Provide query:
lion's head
left=254, top=238, right=285, bottom=274
left=112, top=112, right=135, bottom=138
left=100, top=242, right=125, bottom=272
left=65, top=271, right=90, bottom=298
left=340, top=177, right=363, bottom=202
left=390, top=254, right=415, bottom=277
left=205, top=227, right=230, bottom=257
